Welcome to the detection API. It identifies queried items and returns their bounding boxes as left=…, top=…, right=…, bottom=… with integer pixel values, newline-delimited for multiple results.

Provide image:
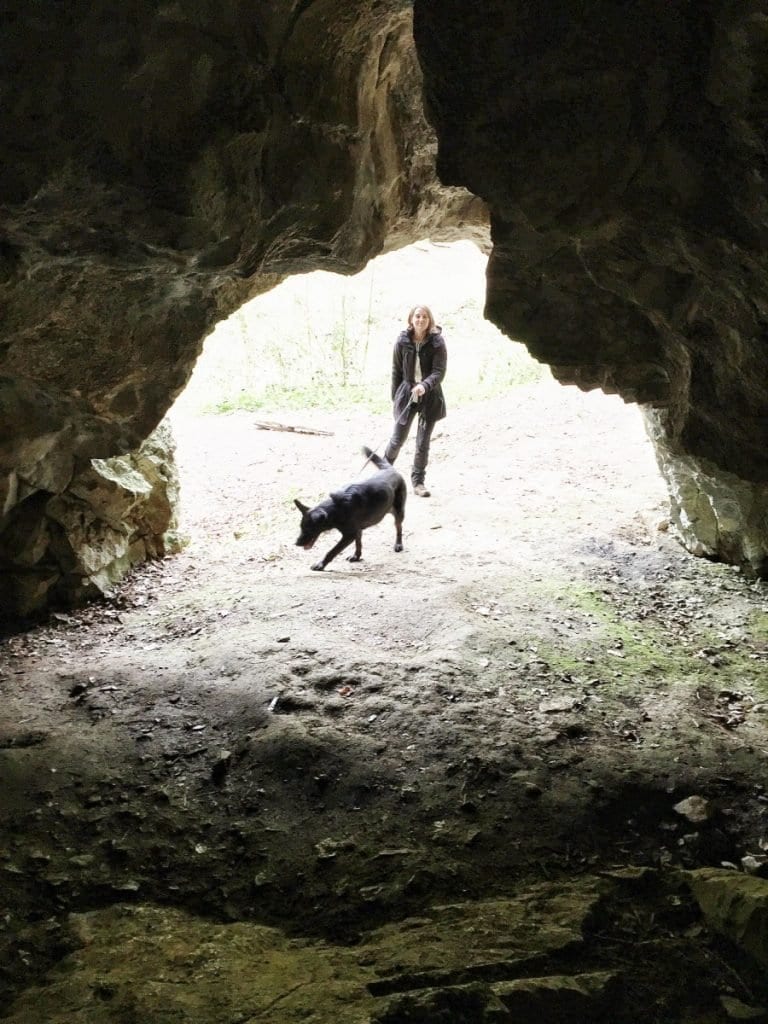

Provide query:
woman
left=384, top=305, right=447, bottom=497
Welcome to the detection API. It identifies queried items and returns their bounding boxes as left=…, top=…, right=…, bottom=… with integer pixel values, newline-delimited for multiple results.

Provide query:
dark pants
left=384, top=406, right=435, bottom=485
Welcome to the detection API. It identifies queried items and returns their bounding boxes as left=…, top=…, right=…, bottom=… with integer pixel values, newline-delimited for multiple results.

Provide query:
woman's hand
left=411, top=384, right=426, bottom=401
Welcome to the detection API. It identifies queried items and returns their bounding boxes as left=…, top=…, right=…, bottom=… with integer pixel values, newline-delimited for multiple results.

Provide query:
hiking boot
left=413, top=483, right=431, bottom=497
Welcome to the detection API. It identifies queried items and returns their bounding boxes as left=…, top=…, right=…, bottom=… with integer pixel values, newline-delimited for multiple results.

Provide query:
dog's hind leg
left=312, top=534, right=355, bottom=571
left=392, top=484, right=406, bottom=552
left=393, top=517, right=403, bottom=552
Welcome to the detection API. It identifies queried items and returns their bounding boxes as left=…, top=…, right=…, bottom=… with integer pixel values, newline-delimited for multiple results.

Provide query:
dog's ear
left=294, top=499, right=309, bottom=514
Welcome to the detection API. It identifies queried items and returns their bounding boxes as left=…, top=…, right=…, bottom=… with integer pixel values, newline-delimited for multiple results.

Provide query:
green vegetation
left=496, top=577, right=768, bottom=696
left=747, top=606, right=768, bottom=643
left=210, top=383, right=387, bottom=416
left=175, top=240, right=550, bottom=417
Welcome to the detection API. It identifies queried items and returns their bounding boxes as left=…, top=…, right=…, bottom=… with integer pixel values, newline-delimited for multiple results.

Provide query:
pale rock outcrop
left=3, top=878, right=608, bottom=1023
left=646, top=408, right=768, bottom=575
left=0, top=423, right=179, bottom=617
left=688, top=868, right=768, bottom=969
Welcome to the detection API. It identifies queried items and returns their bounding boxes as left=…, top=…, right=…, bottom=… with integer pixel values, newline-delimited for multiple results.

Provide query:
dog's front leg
left=347, top=533, right=363, bottom=562
left=312, top=534, right=354, bottom=571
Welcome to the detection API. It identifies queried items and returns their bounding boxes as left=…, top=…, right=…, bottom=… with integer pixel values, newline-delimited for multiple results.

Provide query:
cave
left=2, top=2, right=768, bottom=1021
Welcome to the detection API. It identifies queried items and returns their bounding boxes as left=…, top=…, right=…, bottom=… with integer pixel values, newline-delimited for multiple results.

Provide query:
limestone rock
left=372, top=983, right=506, bottom=1023
left=644, top=408, right=768, bottom=575
left=0, top=423, right=179, bottom=617
left=686, top=868, right=768, bottom=968
left=720, top=995, right=768, bottom=1021
left=375, top=971, right=619, bottom=1024
left=492, top=971, right=619, bottom=1021
left=672, top=795, right=713, bottom=825
left=3, top=878, right=604, bottom=1023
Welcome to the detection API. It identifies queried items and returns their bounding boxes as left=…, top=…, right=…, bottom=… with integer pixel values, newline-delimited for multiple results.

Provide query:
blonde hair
left=406, top=305, right=436, bottom=335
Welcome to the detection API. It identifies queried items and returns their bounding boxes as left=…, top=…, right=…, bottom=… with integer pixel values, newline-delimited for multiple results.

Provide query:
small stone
left=673, top=795, right=713, bottom=824
left=315, top=839, right=340, bottom=860
left=112, top=880, right=140, bottom=893
left=68, top=854, right=96, bottom=868
left=741, top=855, right=768, bottom=877
left=539, top=698, right=576, bottom=714
left=720, top=994, right=768, bottom=1020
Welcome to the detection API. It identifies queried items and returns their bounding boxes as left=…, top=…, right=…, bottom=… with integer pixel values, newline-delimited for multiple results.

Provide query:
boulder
left=687, top=868, right=768, bottom=969
left=0, top=423, right=179, bottom=617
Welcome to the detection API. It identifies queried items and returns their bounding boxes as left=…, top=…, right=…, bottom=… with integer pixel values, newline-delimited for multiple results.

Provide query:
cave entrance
left=167, top=238, right=668, bottom=568
left=172, top=239, right=548, bottom=420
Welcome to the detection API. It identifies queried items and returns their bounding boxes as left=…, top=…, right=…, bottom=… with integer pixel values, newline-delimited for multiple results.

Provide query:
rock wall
left=0, top=1, right=484, bottom=613
left=645, top=408, right=768, bottom=576
left=2, top=0, right=768, bottom=609
left=413, top=0, right=768, bottom=571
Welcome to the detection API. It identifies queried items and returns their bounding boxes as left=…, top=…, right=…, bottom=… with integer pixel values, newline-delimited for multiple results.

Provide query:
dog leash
left=358, top=394, right=420, bottom=474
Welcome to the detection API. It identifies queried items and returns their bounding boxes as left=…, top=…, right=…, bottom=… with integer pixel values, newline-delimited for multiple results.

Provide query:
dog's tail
left=362, top=445, right=390, bottom=470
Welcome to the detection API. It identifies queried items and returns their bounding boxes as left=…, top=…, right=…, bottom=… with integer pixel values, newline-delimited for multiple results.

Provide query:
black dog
left=294, top=447, right=406, bottom=570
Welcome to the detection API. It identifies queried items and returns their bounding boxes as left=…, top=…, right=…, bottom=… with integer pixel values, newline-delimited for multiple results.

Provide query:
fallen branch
left=253, top=420, right=333, bottom=436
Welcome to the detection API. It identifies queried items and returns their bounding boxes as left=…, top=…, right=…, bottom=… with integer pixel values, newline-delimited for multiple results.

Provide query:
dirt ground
left=3, top=380, right=768, bottom=1019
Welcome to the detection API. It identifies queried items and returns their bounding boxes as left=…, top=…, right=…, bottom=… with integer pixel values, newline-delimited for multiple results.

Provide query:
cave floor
left=2, top=382, right=768, bottom=1021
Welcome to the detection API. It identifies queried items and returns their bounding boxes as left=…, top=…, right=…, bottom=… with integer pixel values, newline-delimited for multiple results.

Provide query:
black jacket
left=390, top=329, right=447, bottom=424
